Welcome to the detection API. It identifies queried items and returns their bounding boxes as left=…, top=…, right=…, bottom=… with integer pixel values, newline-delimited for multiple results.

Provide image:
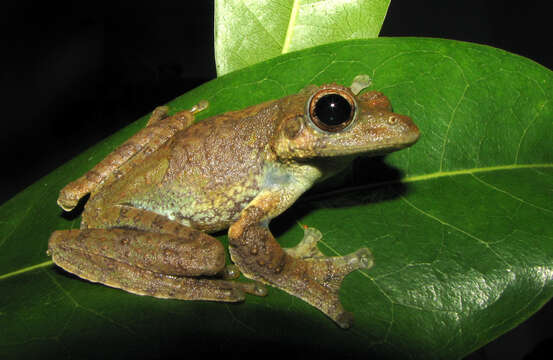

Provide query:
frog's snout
left=385, top=113, right=419, bottom=148
left=401, top=114, right=420, bottom=144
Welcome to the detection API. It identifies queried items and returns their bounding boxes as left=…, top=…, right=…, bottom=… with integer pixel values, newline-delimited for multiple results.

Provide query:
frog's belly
left=127, top=179, right=261, bottom=233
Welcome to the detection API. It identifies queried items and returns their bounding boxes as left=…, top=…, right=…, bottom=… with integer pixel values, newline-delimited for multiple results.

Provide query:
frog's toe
left=217, top=287, right=245, bottom=302
left=252, top=281, right=268, bottom=297
left=336, top=311, right=354, bottom=329
left=190, top=99, right=209, bottom=114
left=153, top=105, right=170, bottom=116
left=57, top=196, right=78, bottom=212
left=285, top=225, right=325, bottom=259
left=330, top=247, right=374, bottom=280
left=352, top=247, right=374, bottom=270
left=221, top=264, right=240, bottom=279
left=236, top=281, right=268, bottom=297
left=146, top=106, right=170, bottom=126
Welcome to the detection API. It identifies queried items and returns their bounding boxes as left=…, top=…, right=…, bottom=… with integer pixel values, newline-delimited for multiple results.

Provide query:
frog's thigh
left=48, top=228, right=256, bottom=302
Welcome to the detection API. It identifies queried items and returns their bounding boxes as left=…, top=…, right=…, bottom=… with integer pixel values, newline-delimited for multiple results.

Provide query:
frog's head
left=271, top=78, right=419, bottom=161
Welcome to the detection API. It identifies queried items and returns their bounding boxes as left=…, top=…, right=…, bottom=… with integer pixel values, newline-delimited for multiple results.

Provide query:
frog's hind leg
left=57, top=101, right=208, bottom=212
left=48, top=227, right=257, bottom=302
left=49, top=204, right=266, bottom=302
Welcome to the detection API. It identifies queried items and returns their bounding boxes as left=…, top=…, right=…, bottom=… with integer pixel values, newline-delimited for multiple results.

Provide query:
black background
left=1, top=1, right=551, bottom=359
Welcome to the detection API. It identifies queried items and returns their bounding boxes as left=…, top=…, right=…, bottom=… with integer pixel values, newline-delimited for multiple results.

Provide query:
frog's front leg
left=57, top=101, right=208, bottom=211
left=228, top=193, right=373, bottom=328
left=48, top=205, right=265, bottom=302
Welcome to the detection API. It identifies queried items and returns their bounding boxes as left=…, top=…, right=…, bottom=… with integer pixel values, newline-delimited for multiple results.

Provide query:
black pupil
left=314, top=94, right=352, bottom=126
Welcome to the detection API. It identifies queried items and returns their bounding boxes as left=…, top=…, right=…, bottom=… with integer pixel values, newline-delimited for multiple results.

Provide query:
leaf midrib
left=1, top=162, right=551, bottom=281
left=404, top=163, right=552, bottom=183
left=282, top=0, right=300, bottom=54
left=307, top=163, right=553, bottom=202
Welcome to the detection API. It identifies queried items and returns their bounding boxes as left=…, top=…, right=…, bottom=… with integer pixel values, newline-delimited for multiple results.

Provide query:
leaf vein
left=240, top=1, right=283, bottom=50
left=400, top=196, right=512, bottom=267
left=471, top=173, right=553, bottom=214
left=514, top=99, right=548, bottom=164
left=45, top=269, right=137, bottom=335
left=439, top=83, right=469, bottom=172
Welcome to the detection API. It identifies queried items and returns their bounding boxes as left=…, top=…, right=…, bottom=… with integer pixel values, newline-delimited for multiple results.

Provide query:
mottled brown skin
left=48, top=77, right=419, bottom=328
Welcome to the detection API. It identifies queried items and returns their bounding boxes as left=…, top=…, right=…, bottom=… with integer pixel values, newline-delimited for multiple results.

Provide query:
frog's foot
left=293, top=228, right=374, bottom=298
left=285, top=225, right=373, bottom=287
left=48, top=228, right=266, bottom=302
left=312, top=246, right=373, bottom=293
left=229, top=223, right=373, bottom=328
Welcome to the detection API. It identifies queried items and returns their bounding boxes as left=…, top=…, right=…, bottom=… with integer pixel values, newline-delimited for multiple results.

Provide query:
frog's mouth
left=314, top=142, right=415, bottom=158
left=316, top=124, right=420, bottom=157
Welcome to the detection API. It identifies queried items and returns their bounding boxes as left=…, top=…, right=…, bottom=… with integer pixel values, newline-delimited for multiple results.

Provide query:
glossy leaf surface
left=1, top=38, right=552, bottom=359
left=214, top=0, right=390, bottom=75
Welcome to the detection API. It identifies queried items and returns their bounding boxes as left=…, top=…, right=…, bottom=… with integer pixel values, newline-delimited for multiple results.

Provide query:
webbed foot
left=229, top=223, right=374, bottom=328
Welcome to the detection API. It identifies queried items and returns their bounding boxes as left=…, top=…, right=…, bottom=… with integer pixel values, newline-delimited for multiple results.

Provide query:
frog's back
left=109, top=100, right=282, bottom=232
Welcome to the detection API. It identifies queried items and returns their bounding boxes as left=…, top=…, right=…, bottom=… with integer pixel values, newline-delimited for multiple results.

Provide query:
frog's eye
left=307, top=89, right=356, bottom=132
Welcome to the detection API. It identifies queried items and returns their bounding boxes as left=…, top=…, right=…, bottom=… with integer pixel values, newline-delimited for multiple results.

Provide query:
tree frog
left=48, top=75, right=419, bottom=328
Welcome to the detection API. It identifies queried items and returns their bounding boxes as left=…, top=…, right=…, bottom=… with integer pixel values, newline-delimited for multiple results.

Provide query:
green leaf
left=214, top=0, right=390, bottom=76
left=1, top=38, right=552, bottom=359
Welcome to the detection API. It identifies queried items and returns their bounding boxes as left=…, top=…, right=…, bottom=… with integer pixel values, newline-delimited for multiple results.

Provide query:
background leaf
left=214, top=0, right=390, bottom=76
left=1, top=38, right=552, bottom=359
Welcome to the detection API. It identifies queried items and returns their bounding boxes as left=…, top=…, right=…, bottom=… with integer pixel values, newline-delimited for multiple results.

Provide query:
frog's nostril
left=387, top=115, right=398, bottom=125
